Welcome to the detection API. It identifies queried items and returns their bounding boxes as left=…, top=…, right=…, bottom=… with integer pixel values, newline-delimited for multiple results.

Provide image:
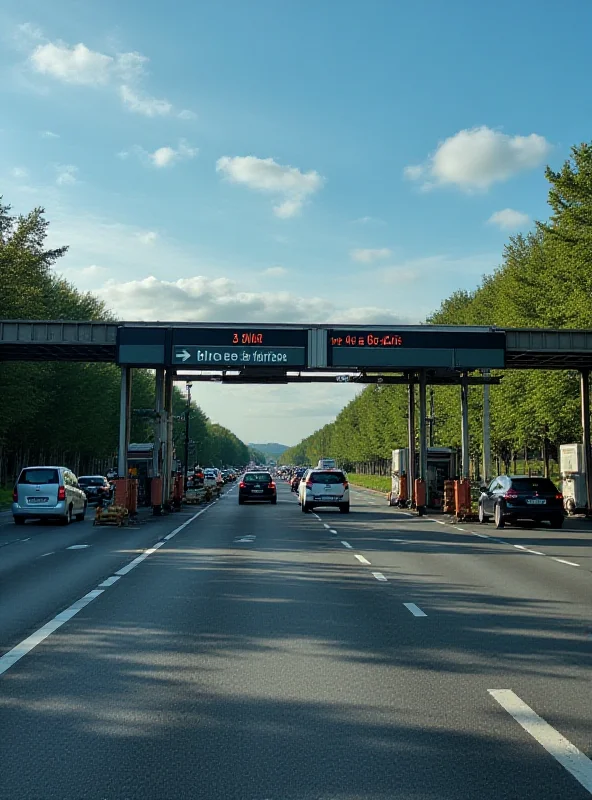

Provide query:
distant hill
left=248, top=442, right=289, bottom=460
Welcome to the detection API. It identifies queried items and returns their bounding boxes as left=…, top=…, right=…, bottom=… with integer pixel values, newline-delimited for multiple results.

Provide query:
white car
left=299, top=468, right=350, bottom=513
left=203, top=468, right=224, bottom=491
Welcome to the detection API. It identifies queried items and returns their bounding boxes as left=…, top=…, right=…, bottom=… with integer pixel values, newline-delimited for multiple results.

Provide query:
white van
left=317, top=458, right=336, bottom=469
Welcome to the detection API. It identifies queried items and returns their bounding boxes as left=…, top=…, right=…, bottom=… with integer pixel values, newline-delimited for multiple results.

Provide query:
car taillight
left=239, top=482, right=246, bottom=489
left=269, top=482, right=276, bottom=489
left=556, top=493, right=563, bottom=500
left=504, top=488, right=518, bottom=499
left=12, top=486, right=18, bottom=502
left=57, top=486, right=66, bottom=501
left=306, top=480, right=313, bottom=488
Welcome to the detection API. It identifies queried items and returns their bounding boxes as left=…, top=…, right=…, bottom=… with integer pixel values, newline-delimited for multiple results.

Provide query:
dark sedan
left=78, top=475, right=112, bottom=504
left=238, top=471, right=277, bottom=505
left=478, top=475, right=565, bottom=529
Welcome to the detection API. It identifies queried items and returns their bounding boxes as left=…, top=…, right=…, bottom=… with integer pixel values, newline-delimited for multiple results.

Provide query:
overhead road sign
left=169, top=327, right=308, bottom=368
left=326, top=328, right=506, bottom=370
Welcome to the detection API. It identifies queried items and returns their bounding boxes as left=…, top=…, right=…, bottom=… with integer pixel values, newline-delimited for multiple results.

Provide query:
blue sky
left=1, top=0, right=591, bottom=443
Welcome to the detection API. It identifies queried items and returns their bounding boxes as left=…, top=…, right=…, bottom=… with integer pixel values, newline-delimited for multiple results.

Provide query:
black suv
left=478, top=475, right=565, bottom=529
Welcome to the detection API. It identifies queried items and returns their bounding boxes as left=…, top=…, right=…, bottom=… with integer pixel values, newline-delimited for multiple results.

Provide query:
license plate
left=319, top=495, right=337, bottom=501
left=252, top=489, right=263, bottom=494
left=526, top=498, right=546, bottom=505
left=28, top=497, right=48, bottom=504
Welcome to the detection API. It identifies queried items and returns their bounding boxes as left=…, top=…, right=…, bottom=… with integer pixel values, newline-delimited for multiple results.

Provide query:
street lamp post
left=184, top=382, right=192, bottom=491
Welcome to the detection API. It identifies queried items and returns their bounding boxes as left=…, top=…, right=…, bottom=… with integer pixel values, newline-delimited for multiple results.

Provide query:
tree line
left=282, top=141, right=592, bottom=475
left=0, top=199, right=249, bottom=485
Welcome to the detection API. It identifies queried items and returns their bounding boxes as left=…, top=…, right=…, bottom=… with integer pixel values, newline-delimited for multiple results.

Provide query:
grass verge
left=347, top=474, right=390, bottom=494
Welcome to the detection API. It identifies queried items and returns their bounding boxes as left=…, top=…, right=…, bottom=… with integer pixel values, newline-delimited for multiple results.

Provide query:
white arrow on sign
left=175, top=349, right=191, bottom=362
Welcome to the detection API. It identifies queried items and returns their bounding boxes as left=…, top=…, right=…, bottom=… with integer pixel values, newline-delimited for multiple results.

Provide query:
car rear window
left=312, top=471, right=346, bottom=484
left=244, top=473, right=272, bottom=483
left=511, top=478, right=558, bottom=492
left=19, top=468, right=59, bottom=485
left=79, top=477, right=105, bottom=486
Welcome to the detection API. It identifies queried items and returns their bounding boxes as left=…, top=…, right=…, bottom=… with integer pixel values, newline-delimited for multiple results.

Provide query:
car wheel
left=75, top=502, right=87, bottom=522
left=61, top=506, right=73, bottom=526
left=550, top=514, right=564, bottom=529
left=271, top=496, right=277, bottom=505
left=494, top=503, right=505, bottom=529
left=238, top=497, right=245, bottom=505
left=14, top=516, right=25, bottom=526
left=339, top=503, right=350, bottom=513
left=301, top=502, right=310, bottom=513
left=478, top=503, right=489, bottom=524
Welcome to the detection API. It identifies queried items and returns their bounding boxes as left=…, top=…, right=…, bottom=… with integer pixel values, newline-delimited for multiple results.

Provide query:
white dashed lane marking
left=372, top=572, right=388, bottom=582
left=488, top=690, right=592, bottom=793
left=355, top=554, right=371, bottom=565
left=553, top=558, right=580, bottom=567
left=404, top=603, right=427, bottom=617
left=341, top=541, right=352, bottom=549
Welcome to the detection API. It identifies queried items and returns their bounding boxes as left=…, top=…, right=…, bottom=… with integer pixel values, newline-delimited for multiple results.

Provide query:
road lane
left=0, top=481, right=590, bottom=799
left=0, top=495, right=229, bottom=655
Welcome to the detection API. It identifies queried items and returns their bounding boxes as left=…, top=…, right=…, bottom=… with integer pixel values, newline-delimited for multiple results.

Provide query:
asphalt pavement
left=0, top=482, right=591, bottom=799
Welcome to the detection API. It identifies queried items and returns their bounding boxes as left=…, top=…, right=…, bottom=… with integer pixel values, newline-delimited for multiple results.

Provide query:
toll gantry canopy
left=2, top=320, right=592, bottom=377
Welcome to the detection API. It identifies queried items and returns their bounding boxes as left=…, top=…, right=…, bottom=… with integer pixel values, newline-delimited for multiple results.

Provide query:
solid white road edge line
left=403, top=602, right=427, bottom=617
left=488, top=689, right=592, bottom=793
left=0, top=590, right=104, bottom=676
left=372, top=572, right=388, bottom=582
left=0, top=503, right=215, bottom=678
left=341, top=541, right=352, bottom=549
left=355, top=554, right=371, bottom=565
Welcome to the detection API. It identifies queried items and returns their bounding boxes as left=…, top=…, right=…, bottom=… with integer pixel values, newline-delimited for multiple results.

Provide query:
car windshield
left=19, top=468, right=59, bottom=485
left=79, top=477, right=104, bottom=486
left=311, top=471, right=346, bottom=484
left=244, top=473, right=271, bottom=483
left=511, top=478, right=558, bottom=493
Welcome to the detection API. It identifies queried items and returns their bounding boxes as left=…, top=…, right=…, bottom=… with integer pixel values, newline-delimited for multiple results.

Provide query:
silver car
left=12, top=466, right=88, bottom=525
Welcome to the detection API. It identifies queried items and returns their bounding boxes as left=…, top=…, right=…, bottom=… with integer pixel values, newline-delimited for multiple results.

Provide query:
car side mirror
left=480, top=485, right=488, bottom=492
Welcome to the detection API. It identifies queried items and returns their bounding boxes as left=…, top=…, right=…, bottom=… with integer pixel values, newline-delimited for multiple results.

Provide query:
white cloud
left=149, top=140, right=197, bottom=168
left=487, top=208, right=531, bottom=230
left=16, top=22, right=44, bottom=43
left=216, top=155, right=324, bottom=218
left=404, top=126, right=552, bottom=191
left=136, top=231, right=158, bottom=245
left=94, top=274, right=409, bottom=325
left=22, top=28, right=179, bottom=118
left=40, top=130, right=59, bottom=138
left=178, top=109, right=197, bottom=120
left=31, top=41, right=113, bottom=85
left=350, top=247, right=392, bottom=263
left=263, top=266, right=288, bottom=276
left=352, top=216, right=386, bottom=225
left=59, top=264, right=109, bottom=285
left=119, top=85, right=172, bottom=117
left=11, top=167, right=28, bottom=179
left=327, top=306, right=410, bottom=325
left=55, top=164, right=78, bottom=185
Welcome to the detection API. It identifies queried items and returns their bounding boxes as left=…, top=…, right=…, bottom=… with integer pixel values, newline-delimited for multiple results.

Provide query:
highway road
left=1, top=482, right=591, bottom=799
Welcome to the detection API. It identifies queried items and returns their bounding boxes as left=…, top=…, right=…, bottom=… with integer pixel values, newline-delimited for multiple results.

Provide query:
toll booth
left=127, top=443, right=155, bottom=506
left=560, top=443, right=588, bottom=514
left=391, top=447, right=457, bottom=508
